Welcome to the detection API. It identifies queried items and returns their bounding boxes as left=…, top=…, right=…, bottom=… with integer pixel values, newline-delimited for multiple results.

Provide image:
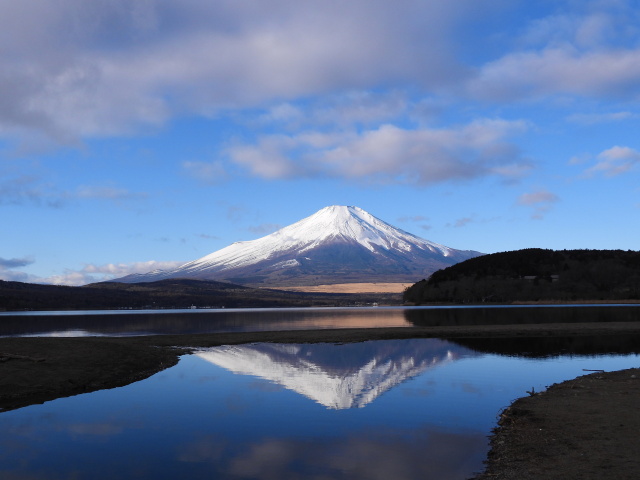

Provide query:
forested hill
left=403, top=249, right=640, bottom=304
left=0, top=279, right=396, bottom=311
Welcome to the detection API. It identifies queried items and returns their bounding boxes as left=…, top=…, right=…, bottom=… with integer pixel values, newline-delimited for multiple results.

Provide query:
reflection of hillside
left=447, top=334, right=640, bottom=358
left=0, top=308, right=411, bottom=337
left=196, top=339, right=478, bottom=409
left=404, top=305, right=640, bottom=328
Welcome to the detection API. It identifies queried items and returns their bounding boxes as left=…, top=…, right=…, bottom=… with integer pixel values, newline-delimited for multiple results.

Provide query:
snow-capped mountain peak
left=273, top=205, right=449, bottom=254
left=115, top=205, right=483, bottom=286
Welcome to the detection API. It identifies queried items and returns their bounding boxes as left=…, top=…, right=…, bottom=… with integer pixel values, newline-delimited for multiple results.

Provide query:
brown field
left=275, top=282, right=410, bottom=293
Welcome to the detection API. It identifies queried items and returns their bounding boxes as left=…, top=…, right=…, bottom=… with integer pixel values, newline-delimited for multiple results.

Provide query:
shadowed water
left=1, top=304, right=640, bottom=337
left=1, top=335, right=639, bottom=479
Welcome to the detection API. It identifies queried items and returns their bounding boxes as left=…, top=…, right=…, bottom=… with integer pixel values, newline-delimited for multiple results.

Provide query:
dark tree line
left=403, top=248, right=640, bottom=304
left=0, top=279, right=399, bottom=311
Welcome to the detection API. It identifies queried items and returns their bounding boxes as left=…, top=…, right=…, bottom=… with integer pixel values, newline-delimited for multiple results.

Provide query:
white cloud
left=0, top=0, right=485, bottom=142
left=469, top=46, right=640, bottom=101
left=3, top=1, right=640, bottom=144
left=44, top=260, right=185, bottom=286
left=228, top=119, right=531, bottom=185
left=586, top=146, right=640, bottom=176
left=469, top=3, right=640, bottom=102
left=0, top=257, right=186, bottom=286
left=81, top=260, right=184, bottom=277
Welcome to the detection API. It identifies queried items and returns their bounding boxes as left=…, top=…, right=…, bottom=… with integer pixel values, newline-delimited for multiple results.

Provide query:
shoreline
left=473, top=367, right=640, bottom=479
left=2, top=323, right=640, bottom=478
left=2, top=298, right=640, bottom=313
left=3, top=322, right=640, bottom=412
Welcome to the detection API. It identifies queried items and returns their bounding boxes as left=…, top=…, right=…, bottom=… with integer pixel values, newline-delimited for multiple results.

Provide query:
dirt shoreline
left=472, top=367, right=640, bottom=480
left=2, top=322, right=640, bottom=478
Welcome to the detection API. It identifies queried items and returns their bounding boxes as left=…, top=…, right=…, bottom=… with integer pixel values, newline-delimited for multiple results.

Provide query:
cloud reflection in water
left=179, top=427, right=487, bottom=480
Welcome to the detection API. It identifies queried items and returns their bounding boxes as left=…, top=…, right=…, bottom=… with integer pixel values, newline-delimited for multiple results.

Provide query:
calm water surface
left=1, top=304, right=640, bottom=337
left=1, top=335, right=639, bottom=479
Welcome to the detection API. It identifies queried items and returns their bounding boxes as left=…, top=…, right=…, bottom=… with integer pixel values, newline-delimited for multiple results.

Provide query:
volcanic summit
left=114, top=205, right=483, bottom=287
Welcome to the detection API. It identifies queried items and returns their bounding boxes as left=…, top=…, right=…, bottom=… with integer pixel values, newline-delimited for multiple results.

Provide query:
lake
left=1, top=304, right=640, bottom=337
left=2, top=336, right=640, bottom=477
left=1, top=306, right=640, bottom=479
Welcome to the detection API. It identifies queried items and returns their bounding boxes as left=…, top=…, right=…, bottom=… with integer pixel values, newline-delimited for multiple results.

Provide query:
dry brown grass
left=276, top=282, right=410, bottom=293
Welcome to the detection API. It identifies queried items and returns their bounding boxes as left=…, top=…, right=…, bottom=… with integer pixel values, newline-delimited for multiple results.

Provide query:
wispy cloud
left=247, top=223, right=282, bottom=235
left=468, top=4, right=640, bottom=102
left=517, top=189, right=560, bottom=219
left=257, top=91, right=412, bottom=130
left=452, top=217, right=474, bottom=228
left=182, top=161, right=228, bottom=185
left=566, top=111, right=637, bottom=125
left=0, top=170, right=146, bottom=208
left=0, top=256, right=34, bottom=269
left=0, top=257, right=188, bottom=286
left=397, top=215, right=429, bottom=223
left=469, top=47, right=640, bottom=101
left=74, top=185, right=146, bottom=201
left=44, top=260, right=185, bottom=286
left=0, top=256, right=38, bottom=283
left=0, top=174, right=64, bottom=207
left=586, top=146, right=640, bottom=177
left=196, top=233, right=220, bottom=240
left=397, top=215, right=432, bottom=233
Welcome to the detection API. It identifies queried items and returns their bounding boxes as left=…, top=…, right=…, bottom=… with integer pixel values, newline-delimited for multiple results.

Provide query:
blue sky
left=1, top=0, right=640, bottom=285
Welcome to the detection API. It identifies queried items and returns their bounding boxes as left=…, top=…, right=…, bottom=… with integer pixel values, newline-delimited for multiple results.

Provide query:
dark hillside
left=0, top=279, right=397, bottom=311
left=403, top=249, right=640, bottom=304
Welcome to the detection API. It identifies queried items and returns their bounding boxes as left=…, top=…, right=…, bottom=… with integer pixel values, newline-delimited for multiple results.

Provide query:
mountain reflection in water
left=1, top=337, right=639, bottom=480
left=196, top=339, right=479, bottom=409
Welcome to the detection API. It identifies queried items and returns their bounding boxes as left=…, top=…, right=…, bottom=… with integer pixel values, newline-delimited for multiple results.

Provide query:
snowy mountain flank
left=115, top=205, right=483, bottom=287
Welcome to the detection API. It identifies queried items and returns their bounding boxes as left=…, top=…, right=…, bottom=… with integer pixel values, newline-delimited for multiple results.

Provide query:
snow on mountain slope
left=116, top=205, right=483, bottom=286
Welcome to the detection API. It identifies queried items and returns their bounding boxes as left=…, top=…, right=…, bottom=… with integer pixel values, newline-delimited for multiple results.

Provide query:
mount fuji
left=114, top=205, right=483, bottom=287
